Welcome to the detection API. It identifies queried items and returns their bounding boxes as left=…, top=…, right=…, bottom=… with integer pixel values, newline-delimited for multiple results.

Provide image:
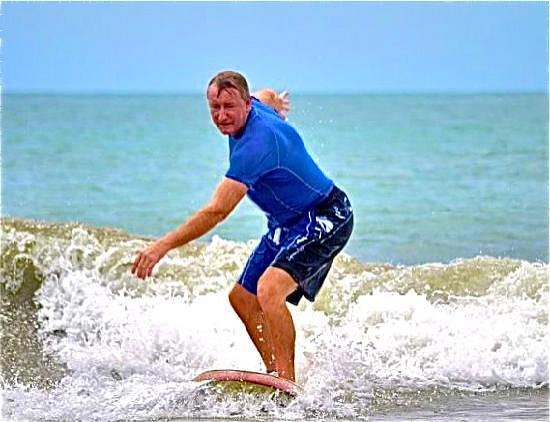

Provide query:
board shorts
left=237, top=185, right=354, bottom=305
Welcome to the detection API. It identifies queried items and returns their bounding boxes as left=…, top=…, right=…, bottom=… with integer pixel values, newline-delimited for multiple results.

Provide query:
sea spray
left=1, top=217, right=548, bottom=420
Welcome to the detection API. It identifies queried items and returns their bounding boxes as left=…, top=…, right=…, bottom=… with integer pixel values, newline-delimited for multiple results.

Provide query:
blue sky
left=2, top=2, right=548, bottom=93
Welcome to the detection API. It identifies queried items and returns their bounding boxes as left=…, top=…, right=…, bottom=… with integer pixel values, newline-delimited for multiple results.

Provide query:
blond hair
left=207, top=70, right=250, bottom=101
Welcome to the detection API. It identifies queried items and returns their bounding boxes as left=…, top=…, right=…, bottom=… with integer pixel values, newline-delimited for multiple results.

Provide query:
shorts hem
left=237, top=279, right=257, bottom=296
left=270, top=262, right=310, bottom=305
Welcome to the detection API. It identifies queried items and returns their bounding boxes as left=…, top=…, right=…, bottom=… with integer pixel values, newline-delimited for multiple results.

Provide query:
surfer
left=132, top=71, right=353, bottom=382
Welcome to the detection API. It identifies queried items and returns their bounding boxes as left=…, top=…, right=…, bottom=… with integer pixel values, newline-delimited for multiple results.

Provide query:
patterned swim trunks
left=238, top=185, right=354, bottom=305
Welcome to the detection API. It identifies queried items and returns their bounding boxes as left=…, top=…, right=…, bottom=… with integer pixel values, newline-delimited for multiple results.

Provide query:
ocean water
left=1, top=94, right=548, bottom=420
left=3, top=94, right=548, bottom=264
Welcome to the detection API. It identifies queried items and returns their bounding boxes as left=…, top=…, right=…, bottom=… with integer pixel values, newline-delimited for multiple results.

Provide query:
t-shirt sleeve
left=225, top=132, right=279, bottom=187
left=251, top=97, right=283, bottom=120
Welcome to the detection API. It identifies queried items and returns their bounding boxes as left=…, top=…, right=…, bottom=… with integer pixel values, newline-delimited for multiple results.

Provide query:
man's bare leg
left=257, top=267, right=299, bottom=382
left=228, top=284, right=276, bottom=373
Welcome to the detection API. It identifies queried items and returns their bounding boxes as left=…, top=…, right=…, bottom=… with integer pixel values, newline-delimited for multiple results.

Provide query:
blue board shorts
left=238, top=186, right=354, bottom=305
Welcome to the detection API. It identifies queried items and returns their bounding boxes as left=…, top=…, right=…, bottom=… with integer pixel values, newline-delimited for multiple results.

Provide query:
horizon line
left=2, top=89, right=547, bottom=96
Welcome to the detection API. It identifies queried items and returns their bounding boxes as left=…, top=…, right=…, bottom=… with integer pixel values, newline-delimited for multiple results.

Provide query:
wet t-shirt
left=226, top=98, right=333, bottom=227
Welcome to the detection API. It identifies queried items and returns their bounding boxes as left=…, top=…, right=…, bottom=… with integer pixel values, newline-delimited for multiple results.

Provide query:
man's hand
left=253, top=89, right=291, bottom=119
left=274, top=90, right=290, bottom=119
left=132, top=238, right=172, bottom=280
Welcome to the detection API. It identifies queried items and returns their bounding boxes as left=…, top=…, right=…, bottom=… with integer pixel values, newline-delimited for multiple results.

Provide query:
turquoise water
left=3, top=93, right=548, bottom=264
left=1, top=93, right=548, bottom=419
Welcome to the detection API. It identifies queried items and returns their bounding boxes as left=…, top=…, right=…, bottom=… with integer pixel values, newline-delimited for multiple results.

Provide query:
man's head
left=206, top=71, right=252, bottom=136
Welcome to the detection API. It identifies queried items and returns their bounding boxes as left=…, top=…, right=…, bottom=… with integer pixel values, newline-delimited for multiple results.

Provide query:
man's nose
left=216, top=108, right=226, bottom=120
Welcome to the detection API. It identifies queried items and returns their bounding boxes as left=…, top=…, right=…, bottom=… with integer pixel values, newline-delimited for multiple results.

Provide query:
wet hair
left=207, top=70, right=250, bottom=101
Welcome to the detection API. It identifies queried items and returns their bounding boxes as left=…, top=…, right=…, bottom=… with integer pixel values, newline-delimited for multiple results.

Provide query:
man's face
left=207, top=85, right=251, bottom=136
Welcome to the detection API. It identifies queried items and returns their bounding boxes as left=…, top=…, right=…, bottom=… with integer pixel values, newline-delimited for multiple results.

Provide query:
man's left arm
left=252, top=89, right=291, bottom=119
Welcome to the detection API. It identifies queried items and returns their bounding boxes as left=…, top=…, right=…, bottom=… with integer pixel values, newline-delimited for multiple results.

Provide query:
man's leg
left=256, top=267, right=299, bottom=381
left=228, top=284, right=276, bottom=373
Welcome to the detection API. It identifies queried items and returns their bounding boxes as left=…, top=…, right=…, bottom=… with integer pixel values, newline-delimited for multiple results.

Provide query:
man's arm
left=252, top=89, right=291, bottom=119
left=132, top=177, right=247, bottom=279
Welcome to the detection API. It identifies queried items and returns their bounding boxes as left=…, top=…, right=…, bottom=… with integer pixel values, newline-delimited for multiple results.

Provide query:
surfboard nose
left=193, top=369, right=303, bottom=396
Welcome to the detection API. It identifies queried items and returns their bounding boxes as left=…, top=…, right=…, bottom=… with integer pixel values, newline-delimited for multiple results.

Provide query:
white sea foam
left=1, top=221, right=548, bottom=420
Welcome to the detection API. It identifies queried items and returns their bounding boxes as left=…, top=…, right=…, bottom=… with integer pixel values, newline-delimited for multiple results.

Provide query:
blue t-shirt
left=225, top=98, right=334, bottom=227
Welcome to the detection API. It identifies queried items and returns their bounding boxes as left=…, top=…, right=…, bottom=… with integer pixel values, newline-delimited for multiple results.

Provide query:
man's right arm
left=132, top=177, right=247, bottom=279
left=162, top=177, right=247, bottom=248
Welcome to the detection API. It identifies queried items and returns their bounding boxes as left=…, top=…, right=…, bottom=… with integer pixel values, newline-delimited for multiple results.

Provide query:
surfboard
left=193, top=369, right=303, bottom=396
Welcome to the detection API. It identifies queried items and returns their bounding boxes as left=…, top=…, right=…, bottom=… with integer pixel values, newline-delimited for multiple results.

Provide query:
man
left=132, top=71, right=353, bottom=382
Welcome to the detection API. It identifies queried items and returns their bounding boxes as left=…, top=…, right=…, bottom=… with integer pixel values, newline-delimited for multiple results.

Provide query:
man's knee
left=228, top=284, right=245, bottom=312
left=257, top=279, right=279, bottom=311
left=257, top=267, right=298, bottom=311
left=229, top=283, right=261, bottom=315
